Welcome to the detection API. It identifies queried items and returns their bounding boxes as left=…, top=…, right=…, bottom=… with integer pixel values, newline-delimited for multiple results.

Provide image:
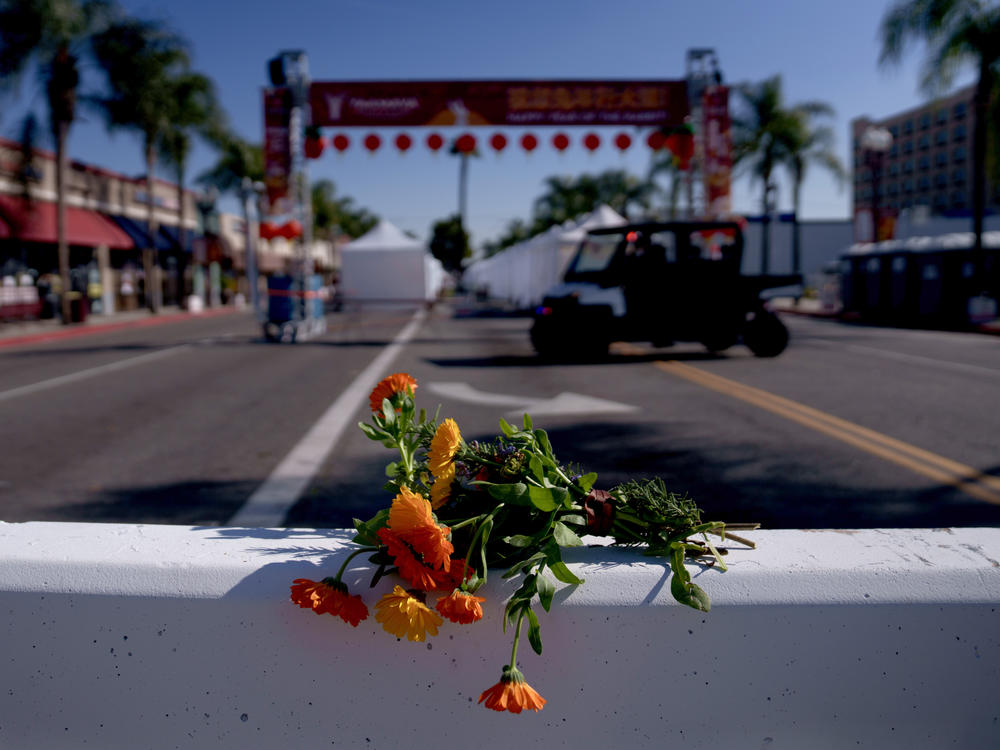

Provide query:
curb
left=0, top=306, right=241, bottom=349
left=774, top=305, right=1000, bottom=336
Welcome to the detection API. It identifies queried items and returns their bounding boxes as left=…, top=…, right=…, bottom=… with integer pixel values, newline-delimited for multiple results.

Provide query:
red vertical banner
left=263, top=87, right=293, bottom=215
left=701, top=86, right=732, bottom=218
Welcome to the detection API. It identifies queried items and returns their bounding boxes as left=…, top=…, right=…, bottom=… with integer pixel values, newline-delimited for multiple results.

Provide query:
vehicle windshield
left=567, top=234, right=620, bottom=275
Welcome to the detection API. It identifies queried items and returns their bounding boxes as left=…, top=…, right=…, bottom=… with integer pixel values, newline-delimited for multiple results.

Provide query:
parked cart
left=263, top=274, right=326, bottom=343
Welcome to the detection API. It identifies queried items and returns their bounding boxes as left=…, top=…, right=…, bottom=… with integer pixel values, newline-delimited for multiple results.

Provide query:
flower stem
left=509, top=610, right=526, bottom=670
left=334, top=546, right=377, bottom=581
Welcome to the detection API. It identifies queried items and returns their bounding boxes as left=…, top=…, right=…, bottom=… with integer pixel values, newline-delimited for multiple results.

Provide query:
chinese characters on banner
left=263, top=88, right=293, bottom=215
left=308, top=80, right=690, bottom=128
left=701, top=86, right=733, bottom=219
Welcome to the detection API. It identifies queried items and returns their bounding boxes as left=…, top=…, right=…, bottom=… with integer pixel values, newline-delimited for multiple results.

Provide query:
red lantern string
left=520, top=133, right=538, bottom=152
left=259, top=221, right=279, bottom=240
left=456, top=133, right=476, bottom=153
left=280, top=220, right=303, bottom=240
left=614, top=132, right=632, bottom=151
left=646, top=131, right=665, bottom=150
left=332, top=134, right=350, bottom=152
left=304, top=136, right=326, bottom=159
left=552, top=132, right=570, bottom=152
left=363, top=134, right=381, bottom=152
left=490, top=133, right=507, bottom=152
left=395, top=133, right=412, bottom=152
left=583, top=132, right=601, bottom=151
left=426, top=133, right=444, bottom=152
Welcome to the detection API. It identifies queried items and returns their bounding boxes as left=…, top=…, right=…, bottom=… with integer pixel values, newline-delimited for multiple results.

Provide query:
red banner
left=309, top=80, right=689, bottom=128
left=263, top=87, right=293, bottom=214
left=701, top=86, right=732, bottom=218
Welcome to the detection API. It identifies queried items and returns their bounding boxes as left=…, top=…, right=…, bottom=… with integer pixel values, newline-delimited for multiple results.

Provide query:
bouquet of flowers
left=290, top=373, right=754, bottom=714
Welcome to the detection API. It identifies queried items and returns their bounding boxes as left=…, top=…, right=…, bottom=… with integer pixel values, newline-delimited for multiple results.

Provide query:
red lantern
left=395, top=133, right=412, bottom=152
left=666, top=129, right=695, bottom=170
left=583, top=132, right=601, bottom=151
left=280, top=220, right=303, bottom=240
left=426, top=133, right=444, bottom=152
left=490, top=133, right=507, bottom=152
left=363, top=134, right=381, bottom=152
left=455, top=133, right=476, bottom=153
left=259, top=221, right=279, bottom=240
left=332, top=134, right=349, bottom=152
left=552, top=132, right=570, bottom=152
left=646, top=131, right=665, bottom=150
left=304, top=136, right=326, bottom=159
left=520, top=133, right=538, bottom=152
left=614, top=133, right=632, bottom=151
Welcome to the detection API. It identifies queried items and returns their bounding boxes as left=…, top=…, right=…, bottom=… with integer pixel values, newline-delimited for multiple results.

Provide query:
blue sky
left=0, top=0, right=976, bottom=245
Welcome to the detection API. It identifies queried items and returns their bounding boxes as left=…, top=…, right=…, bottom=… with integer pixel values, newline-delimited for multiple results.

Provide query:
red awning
left=0, top=195, right=133, bottom=249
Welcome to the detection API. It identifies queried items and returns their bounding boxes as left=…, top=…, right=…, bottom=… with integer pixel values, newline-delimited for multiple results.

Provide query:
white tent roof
left=559, top=204, right=627, bottom=242
left=342, top=219, right=425, bottom=251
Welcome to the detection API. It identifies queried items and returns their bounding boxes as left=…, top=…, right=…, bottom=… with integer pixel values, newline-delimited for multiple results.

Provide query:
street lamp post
left=240, top=178, right=266, bottom=321
left=862, top=126, right=893, bottom=243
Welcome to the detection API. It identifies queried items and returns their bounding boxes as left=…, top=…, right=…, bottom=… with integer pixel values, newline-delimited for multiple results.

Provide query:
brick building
left=851, top=85, right=997, bottom=234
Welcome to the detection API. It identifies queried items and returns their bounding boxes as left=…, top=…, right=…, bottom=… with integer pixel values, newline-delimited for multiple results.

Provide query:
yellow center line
left=639, top=354, right=1000, bottom=506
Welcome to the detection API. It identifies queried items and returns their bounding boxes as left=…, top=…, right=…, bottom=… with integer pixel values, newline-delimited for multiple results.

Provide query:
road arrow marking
left=426, top=381, right=637, bottom=417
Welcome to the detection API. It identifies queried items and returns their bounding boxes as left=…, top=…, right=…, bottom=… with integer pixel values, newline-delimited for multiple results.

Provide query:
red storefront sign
left=263, top=87, right=293, bottom=214
left=308, top=80, right=689, bottom=128
left=701, top=86, right=733, bottom=218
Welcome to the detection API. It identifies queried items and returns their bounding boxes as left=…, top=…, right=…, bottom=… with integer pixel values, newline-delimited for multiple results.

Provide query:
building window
left=953, top=145, right=967, bottom=162
left=935, top=151, right=948, bottom=167
left=918, top=175, right=930, bottom=190
left=936, top=108, right=948, bottom=125
left=903, top=179, right=913, bottom=193
left=918, top=155, right=930, bottom=170
left=902, top=198, right=913, bottom=209
left=919, top=113, right=931, bottom=130
left=953, top=123, right=966, bottom=140
left=888, top=182, right=899, bottom=196
left=889, top=143, right=898, bottom=157
left=933, top=193, right=948, bottom=209
left=935, top=129, right=948, bottom=146
left=918, top=134, right=930, bottom=149
left=903, top=140, right=914, bottom=154
left=934, top=172, right=947, bottom=188
left=903, top=119, right=914, bottom=134
left=889, top=124, right=900, bottom=138
left=888, top=163, right=899, bottom=176
left=903, top=159, right=914, bottom=174
left=952, top=191, right=966, bottom=208
left=953, top=167, right=965, bottom=184
left=953, top=102, right=967, bottom=119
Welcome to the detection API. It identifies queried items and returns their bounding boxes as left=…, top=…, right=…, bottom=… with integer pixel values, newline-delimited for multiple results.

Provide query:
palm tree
left=156, top=71, right=223, bottom=305
left=91, top=15, right=190, bottom=313
left=0, top=0, right=113, bottom=323
left=449, top=137, right=481, bottom=234
left=880, top=0, right=1000, bottom=292
left=646, top=151, right=684, bottom=220
left=784, top=106, right=846, bottom=276
left=311, top=179, right=377, bottom=241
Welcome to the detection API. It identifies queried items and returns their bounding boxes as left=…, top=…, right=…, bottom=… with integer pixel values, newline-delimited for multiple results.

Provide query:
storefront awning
left=160, top=224, right=195, bottom=253
left=0, top=195, right=133, bottom=249
left=107, top=215, right=174, bottom=252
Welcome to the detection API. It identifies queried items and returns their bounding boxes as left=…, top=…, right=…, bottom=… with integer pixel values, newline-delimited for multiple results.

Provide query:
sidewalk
left=0, top=304, right=242, bottom=348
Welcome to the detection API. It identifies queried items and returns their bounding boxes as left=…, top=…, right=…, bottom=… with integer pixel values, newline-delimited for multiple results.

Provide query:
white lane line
left=227, top=308, right=426, bottom=528
left=822, top=341, right=1000, bottom=378
left=0, top=346, right=189, bottom=404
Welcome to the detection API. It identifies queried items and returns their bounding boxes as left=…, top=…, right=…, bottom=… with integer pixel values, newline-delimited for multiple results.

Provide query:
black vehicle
left=530, top=221, right=799, bottom=358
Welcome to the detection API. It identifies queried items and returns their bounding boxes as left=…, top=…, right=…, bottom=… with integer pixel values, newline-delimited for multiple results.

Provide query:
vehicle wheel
left=743, top=310, right=789, bottom=357
left=530, top=318, right=566, bottom=359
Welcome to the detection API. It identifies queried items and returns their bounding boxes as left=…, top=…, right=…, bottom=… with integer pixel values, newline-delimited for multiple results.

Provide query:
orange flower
left=388, top=486, right=434, bottom=533
left=375, top=585, right=443, bottom=642
left=378, top=527, right=447, bottom=591
left=429, top=463, right=455, bottom=510
left=428, top=418, right=462, bottom=476
left=289, top=578, right=369, bottom=626
left=436, top=589, right=485, bottom=624
left=478, top=666, right=546, bottom=713
left=368, top=372, right=417, bottom=413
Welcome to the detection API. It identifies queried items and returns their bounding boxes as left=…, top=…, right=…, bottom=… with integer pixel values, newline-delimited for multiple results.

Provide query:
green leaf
left=384, top=461, right=399, bottom=478
left=503, top=534, right=535, bottom=548
left=547, top=560, right=583, bottom=585
left=501, top=552, right=547, bottom=579
left=551, top=487, right=571, bottom=508
left=529, top=455, right=545, bottom=482
left=381, top=398, right=396, bottom=426
left=560, top=514, right=586, bottom=526
left=499, top=417, right=515, bottom=437
left=577, top=472, right=598, bottom=493
left=358, top=422, right=384, bottom=441
left=552, top=521, right=583, bottom=547
left=536, top=573, right=555, bottom=612
left=526, top=608, right=543, bottom=655
left=488, top=483, right=528, bottom=504
left=522, top=413, right=534, bottom=431
left=533, top=429, right=553, bottom=458
left=527, top=485, right=557, bottom=511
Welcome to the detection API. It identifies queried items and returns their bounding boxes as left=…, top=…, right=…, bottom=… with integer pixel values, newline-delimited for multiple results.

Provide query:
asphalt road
left=1, top=304, right=998, bottom=530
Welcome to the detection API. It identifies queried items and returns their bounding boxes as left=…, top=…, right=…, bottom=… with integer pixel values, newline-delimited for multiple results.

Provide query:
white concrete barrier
left=1, top=522, right=997, bottom=749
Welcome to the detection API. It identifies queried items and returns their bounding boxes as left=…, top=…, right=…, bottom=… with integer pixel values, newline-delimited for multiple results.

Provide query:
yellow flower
left=430, top=463, right=455, bottom=509
left=428, top=418, right=462, bottom=477
left=375, top=585, right=443, bottom=642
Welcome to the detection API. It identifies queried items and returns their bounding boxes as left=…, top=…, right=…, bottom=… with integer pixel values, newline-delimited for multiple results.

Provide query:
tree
left=880, top=0, right=1000, bottom=291
left=532, top=170, right=653, bottom=231
left=784, top=106, right=845, bottom=275
left=429, top=214, right=469, bottom=272
left=156, top=70, right=223, bottom=299
left=732, top=75, right=823, bottom=273
left=197, top=134, right=264, bottom=196
left=0, top=0, right=113, bottom=322
left=92, top=14, right=190, bottom=312
left=311, top=179, right=377, bottom=241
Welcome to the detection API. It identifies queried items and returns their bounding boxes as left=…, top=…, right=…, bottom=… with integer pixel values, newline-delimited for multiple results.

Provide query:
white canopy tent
left=464, top=204, right=627, bottom=309
left=339, top=219, right=445, bottom=301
